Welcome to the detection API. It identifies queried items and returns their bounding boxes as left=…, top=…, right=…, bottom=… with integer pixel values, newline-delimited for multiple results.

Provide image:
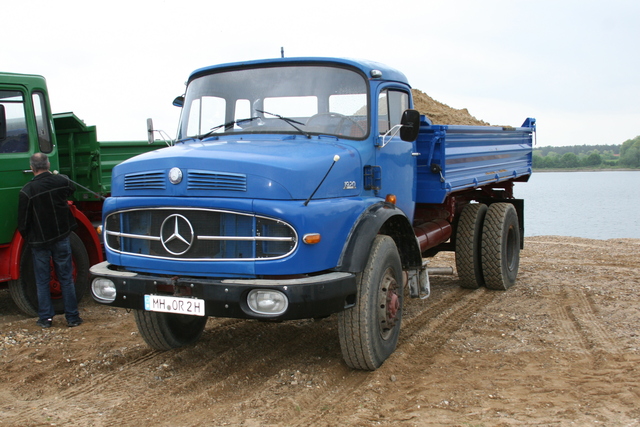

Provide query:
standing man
left=17, top=153, right=83, bottom=328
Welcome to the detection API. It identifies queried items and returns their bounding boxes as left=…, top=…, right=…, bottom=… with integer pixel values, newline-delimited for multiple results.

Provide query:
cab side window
left=378, top=89, right=409, bottom=135
left=0, top=90, right=29, bottom=153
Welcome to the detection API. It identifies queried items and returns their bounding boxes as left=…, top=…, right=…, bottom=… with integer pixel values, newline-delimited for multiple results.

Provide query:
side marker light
left=303, top=233, right=322, bottom=244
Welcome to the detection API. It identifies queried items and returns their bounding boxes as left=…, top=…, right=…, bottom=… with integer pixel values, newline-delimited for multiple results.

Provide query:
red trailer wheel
left=8, top=232, right=90, bottom=317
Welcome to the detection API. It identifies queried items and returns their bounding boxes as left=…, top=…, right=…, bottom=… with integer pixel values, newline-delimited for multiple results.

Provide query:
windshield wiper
left=256, top=109, right=311, bottom=138
left=197, top=117, right=260, bottom=139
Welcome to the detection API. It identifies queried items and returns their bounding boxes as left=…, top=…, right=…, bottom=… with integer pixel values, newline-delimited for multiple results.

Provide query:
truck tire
left=8, top=232, right=90, bottom=317
left=337, top=235, right=403, bottom=370
left=455, top=203, right=488, bottom=289
left=134, top=309, right=208, bottom=350
left=481, top=203, right=520, bottom=290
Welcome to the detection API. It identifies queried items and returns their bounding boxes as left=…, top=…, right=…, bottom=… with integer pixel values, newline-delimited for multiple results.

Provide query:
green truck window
left=32, top=92, right=53, bottom=153
left=0, top=90, right=29, bottom=153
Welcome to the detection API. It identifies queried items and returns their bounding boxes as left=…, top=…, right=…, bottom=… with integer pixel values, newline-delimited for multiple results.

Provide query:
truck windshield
left=178, top=65, right=369, bottom=141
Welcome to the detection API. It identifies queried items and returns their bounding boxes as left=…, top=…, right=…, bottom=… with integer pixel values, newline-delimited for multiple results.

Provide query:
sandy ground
left=1, top=236, right=639, bottom=426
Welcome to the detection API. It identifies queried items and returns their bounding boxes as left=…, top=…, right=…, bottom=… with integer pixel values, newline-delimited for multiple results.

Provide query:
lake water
left=513, top=171, right=640, bottom=240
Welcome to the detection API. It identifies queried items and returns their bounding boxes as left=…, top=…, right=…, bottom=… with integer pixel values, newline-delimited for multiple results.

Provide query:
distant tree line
left=533, top=136, right=640, bottom=169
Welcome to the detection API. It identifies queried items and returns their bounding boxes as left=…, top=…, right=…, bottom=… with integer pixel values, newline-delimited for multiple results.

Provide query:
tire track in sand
left=5, top=348, right=162, bottom=425
left=550, top=285, right=623, bottom=358
left=294, top=284, right=497, bottom=426
left=3, top=317, right=256, bottom=426
left=75, top=317, right=341, bottom=427
left=401, top=286, right=497, bottom=353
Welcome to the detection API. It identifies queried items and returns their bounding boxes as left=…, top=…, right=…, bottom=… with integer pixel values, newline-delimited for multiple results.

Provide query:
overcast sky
left=4, top=0, right=639, bottom=147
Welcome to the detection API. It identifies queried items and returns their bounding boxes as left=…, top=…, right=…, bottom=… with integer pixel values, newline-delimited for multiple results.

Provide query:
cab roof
left=188, top=57, right=410, bottom=86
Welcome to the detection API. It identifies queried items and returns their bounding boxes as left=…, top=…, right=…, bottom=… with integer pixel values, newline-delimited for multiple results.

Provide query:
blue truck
left=90, top=57, right=535, bottom=370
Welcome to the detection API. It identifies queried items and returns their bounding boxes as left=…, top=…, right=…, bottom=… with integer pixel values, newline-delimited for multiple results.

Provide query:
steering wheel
left=306, top=112, right=366, bottom=137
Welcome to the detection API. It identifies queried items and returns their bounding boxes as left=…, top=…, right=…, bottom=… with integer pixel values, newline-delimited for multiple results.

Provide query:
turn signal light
left=303, top=233, right=322, bottom=244
left=385, top=194, right=397, bottom=205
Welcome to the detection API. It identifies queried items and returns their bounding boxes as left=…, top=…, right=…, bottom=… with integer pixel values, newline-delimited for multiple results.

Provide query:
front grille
left=105, top=207, right=297, bottom=261
left=123, top=170, right=247, bottom=192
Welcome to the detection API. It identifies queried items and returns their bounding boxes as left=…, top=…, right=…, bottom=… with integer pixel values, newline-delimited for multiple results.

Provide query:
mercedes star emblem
left=160, top=214, right=194, bottom=255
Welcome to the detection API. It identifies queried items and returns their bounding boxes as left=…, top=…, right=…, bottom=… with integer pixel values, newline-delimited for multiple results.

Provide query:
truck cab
left=99, top=58, right=419, bottom=275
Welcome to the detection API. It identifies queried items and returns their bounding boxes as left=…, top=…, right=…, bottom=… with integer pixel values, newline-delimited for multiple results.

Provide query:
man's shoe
left=67, top=318, right=83, bottom=328
left=36, top=318, right=52, bottom=328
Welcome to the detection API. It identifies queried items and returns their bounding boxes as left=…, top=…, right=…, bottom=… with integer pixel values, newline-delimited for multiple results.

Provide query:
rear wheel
left=481, top=203, right=521, bottom=290
left=134, top=309, right=208, bottom=350
left=455, top=203, right=488, bottom=289
left=8, top=232, right=90, bottom=317
left=338, top=235, right=403, bottom=370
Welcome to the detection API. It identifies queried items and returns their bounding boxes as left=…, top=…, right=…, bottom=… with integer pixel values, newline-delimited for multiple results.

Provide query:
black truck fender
left=336, top=202, right=423, bottom=274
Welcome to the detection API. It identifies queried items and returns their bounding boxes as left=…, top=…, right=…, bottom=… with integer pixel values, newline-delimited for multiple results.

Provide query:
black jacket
left=18, top=172, right=77, bottom=247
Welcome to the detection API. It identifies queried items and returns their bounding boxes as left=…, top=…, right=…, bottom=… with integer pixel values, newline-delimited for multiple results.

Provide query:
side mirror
left=147, top=118, right=154, bottom=144
left=400, top=109, right=420, bottom=142
left=173, top=96, right=184, bottom=107
left=0, top=105, right=6, bottom=140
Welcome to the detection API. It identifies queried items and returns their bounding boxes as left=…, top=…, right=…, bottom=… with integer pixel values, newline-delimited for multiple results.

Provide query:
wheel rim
left=48, top=258, right=78, bottom=300
left=378, top=267, right=400, bottom=340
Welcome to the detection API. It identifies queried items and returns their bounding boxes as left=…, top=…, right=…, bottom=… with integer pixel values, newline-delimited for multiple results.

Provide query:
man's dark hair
left=30, top=153, right=50, bottom=172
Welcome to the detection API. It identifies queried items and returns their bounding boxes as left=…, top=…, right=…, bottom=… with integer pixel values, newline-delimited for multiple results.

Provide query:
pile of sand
left=411, top=89, right=490, bottom=126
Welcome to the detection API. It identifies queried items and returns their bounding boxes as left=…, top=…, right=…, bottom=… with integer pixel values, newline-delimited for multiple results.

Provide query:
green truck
left=0, top=72, right=161, bottom=315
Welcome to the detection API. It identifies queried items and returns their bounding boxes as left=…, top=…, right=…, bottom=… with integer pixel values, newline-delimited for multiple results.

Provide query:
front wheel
left=8, top=232, right=90, bottom=317
left=338, top=235, right=403, bottom=370
left=481, top=203, right=521, bottom=290
left=134, top=309, right=208, bottom=350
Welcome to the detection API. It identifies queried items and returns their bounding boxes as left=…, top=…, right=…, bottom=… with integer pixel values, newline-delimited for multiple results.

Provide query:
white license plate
left=144, top=295, right=206, bottom=316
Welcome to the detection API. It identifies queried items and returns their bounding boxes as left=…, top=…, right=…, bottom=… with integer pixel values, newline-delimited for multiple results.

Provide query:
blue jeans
left=32, top=237, right=80, bottom=322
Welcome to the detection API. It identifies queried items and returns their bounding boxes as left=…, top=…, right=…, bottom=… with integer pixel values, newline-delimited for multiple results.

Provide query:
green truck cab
left=0, top=72, right=160, bottom=315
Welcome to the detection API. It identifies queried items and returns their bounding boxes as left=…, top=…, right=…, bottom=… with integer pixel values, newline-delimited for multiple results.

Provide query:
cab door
left=0, top=88, right=53, bottom=245
left=374, top=87, right=417, bottom=222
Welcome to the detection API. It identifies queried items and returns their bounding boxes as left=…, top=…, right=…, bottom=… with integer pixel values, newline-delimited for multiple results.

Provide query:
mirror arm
left=377, top=124, right=403, bottom=148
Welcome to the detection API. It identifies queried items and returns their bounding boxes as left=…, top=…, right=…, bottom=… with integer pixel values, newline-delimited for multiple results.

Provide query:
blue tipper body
left=416, top=117, right=535, bottom=203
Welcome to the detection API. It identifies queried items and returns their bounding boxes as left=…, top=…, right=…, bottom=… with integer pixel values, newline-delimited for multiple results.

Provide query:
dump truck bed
left=53, top=113, right=161, bottom=200
left=415, top=117, right=535, bottom=204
